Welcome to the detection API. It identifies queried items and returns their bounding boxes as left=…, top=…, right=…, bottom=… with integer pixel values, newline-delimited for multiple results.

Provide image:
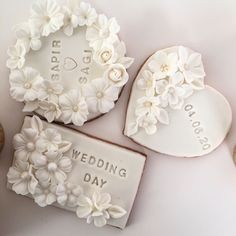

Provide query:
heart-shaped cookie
left=7, top=0, right=134, bottom=126
left=124, top=46, right=232, bottom=157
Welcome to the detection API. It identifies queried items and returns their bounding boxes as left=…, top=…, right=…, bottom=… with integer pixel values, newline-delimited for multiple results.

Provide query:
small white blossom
left=82, top=78, right=119, bottom=113
left=30, top=0, right=64, bottom=36
left=77, top=2, right=97, bottom=27
left=178, top=46, right=205, bottom=89
left=148, top=51, right=178, bottom=79
left=34, top=150, right=72, bottom=184
left=76, top=191, right=126, bottom=227
left=56, top=183, right=83, bottom=208
left=59, top=90, right=89, bottom=126
left=6, top=44, right=26, bottom=69
left=9, top=67, right=43, bottom=102
left=33, top=183, right=57, bottom=207
left=7, top=161, right=38, bottom=195
left=137, top=70, right=156, bottom=96
left=14, top=22, right=42, bottom=52
left=86, top=14, right=120, bottom=49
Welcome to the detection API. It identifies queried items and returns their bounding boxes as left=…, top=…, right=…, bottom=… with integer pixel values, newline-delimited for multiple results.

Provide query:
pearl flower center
left=101, top=51, right=112, bottom=62
left=146, top=80, right=153, bottom=87
left=21, top=171, right=30, bottom=180
left=96, top=92, right=104, bottom=99
left=144, top=101, right=152, bottom=107
left=24, top=82, right=32, bottom=89
left=160, top=64, right=169, bottom=72
left=73, top=106, right=79, bottom=112
left=45, top=16, right=51, bottom=23
left=47, top=162, right=58, bottom=172
left=26, top=142, right=35, bottom=152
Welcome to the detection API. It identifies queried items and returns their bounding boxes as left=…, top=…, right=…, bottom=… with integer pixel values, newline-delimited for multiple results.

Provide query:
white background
left=1, top=0, right=236, bottom=235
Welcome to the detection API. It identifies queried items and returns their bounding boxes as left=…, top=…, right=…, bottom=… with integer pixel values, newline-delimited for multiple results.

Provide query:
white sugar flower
left=9, top=67, right=43, bottom=102
left=135, top=96, right=169, bottom=125
left=137, top=70, right=156, bottom=96
left=156, top=72, right=193, bottom=109
left=34, top=151, right=72, bottom=184
left=178, top=46, right=205, bottom=89
left=82, top=78, right=119, bottom=113
left=86, top=14, right=120, bottom=48
left=148, top=51, right=178, bottom=79
left=76, top=191, right=126, bottom=227
left=93, top=44, right=116, bottom=65
left=30, top=0, right=64, bottom=36
left=7, top=161, right=38, bottom=195
left=138, top=114, right=158, bottom=135
left=38, top=80, right=63, bottom=101
left=36, top=128, right=62, bottom=152
left=14, top=22, right=42, bottom=52
left=56, top=183, right=83, bottom=208
left=77, top=2, right=97, bottom=26
left=62, top=0, right=80, bottom=36
left=59, top=90, right=89, bottom=126
left=13, top=128, right=43, bottom=162
left=103, top=64, right=129, bottom=87
left=33, top=183, right=57, bottom=207
left=39, top=100, right=62, bottom=123
left=6, top=44, right=26, bottom=69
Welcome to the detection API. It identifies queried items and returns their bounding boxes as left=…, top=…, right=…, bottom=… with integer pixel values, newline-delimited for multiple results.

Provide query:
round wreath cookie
left=7, top=0, right=134, bottom=126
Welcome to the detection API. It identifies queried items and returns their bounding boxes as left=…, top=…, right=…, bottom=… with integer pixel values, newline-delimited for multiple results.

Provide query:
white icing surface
left=11, top=116, right=146, bottom=229
left=124, top=47, right=232, bottom=157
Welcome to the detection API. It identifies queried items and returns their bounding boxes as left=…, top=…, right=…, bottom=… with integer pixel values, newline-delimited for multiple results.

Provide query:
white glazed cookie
left=7, top=116, right=146, bottom=229
left=124, top=46, right=232, bottom=157
left=7, top=0, right=134, bottom=126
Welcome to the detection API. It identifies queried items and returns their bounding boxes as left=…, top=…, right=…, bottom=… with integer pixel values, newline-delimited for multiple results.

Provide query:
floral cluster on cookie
left=7, top=0, right=134, bottom=126
left=127, top=46, right=206, bottom=135
left=7, top=116, right=126, bottom=227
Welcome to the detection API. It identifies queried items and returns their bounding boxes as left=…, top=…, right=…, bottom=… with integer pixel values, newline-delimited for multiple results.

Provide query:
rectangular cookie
left=7, top=116, right=146, bottom=229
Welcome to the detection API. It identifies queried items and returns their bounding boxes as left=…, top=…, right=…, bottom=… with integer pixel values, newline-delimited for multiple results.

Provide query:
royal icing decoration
left=7, top=116, right=146, bottom=228
left=124, top=46, right=232, bottom=157
left=7, top=0, right=134, bottom=126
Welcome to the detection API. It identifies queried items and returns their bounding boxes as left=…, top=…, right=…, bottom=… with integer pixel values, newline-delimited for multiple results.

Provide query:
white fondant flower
left=14, top=22, right=42, bottom=52
left=82, top=78, right=119, bottom=113
left=76, top=191, right=126, bottom=227
left=148, top=51, right=178, bottom=79
left=135, top=96, right=169, bottom=125
left=13, top=128, right=43, bottom=162
left=137, top=70, right=156, bottom=96
left=34, top=150, right=72, bottom=184
left=36, top=128, right=62, bottom=152
left=138, top=114, right=158, bottom=135
left=7, top=161, right=38, bottom=195
left=6, top=44, right=26, bottom=69
left=93, top=44, right=116, bottom=66
left=38, top=80, right=63, bottom=101
left=156, top=72, right=193, bottom=109
left=86, top=14, right=120, bottom=48
left=103, top=64, right=129, bottom=87
left=59, top=90, right=89, bottom=126
left=9, top=67, right=43, bottom=102
left=77, top=2, right=97, bottom=26
left=33, top=183, right=57, bottom=207
left=178, top=46, right=205, bottom=89
left=56, top=183, right=83, bottom=208
left=39, top=100, right=62, bottom=123
left=62, top=0, right=80, bottom=36
left=30, top=0, right=64, bottom=36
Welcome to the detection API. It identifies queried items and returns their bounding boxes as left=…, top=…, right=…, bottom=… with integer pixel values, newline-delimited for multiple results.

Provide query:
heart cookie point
left=125, top=46, right=232, bottom=157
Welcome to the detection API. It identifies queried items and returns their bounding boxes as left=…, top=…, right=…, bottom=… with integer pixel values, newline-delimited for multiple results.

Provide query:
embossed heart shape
left=124, top=46, right=232, bottom=157
left=63, top=57, right=78, bottom=71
